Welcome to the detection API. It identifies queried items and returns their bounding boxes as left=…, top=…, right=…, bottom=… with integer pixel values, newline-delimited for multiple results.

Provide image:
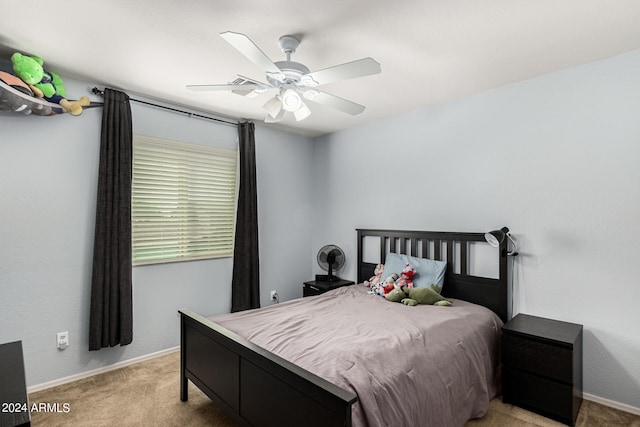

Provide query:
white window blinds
left=132, top=135, right=237, bottom=265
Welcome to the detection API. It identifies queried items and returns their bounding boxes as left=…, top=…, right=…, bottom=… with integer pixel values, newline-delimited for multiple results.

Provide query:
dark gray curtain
left=231, top=122, right=260, bottom=312
left=89, top=88, right=133, bottom=350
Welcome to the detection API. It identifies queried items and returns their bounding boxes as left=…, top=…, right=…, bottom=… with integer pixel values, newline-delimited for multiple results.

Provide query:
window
left=132, top=135, right=237, bottom=265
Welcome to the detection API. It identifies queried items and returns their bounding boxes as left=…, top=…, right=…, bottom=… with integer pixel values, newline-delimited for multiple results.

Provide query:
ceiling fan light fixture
left=293, top=102, right=311, bottom=121
left=264, top=109, right=285, bottom=123
left=281, top=88, right=302, bottom=112
left=302, top=89, right=319, bottom=101
left=263, top=95, right=283, bottom=118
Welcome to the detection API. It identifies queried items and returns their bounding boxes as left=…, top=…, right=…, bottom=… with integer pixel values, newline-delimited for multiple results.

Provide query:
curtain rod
left=91, top=87, right=238, bottom=127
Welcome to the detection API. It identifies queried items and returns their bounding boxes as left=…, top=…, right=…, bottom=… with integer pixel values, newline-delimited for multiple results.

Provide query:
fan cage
left=317, top=245, right=345, bottom=281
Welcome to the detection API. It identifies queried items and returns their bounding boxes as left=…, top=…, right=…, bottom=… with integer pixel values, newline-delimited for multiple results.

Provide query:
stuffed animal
left=385, top=284, right=452, bottom=307
left=364, top=264, right=384, bottom=287
left=380, top=273, right=399, bottom=296
left=404, top=285, right=451, bottom=306
left=11, top=52, right=90, bottom=115
left=369, top=272, right=398, bottom=296
left=395, top=263, right=416, bottom=289
left=385, top=287, right=406, bottom=302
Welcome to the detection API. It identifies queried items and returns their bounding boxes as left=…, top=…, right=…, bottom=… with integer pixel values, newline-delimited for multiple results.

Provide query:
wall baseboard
left=27, top=346, right=179, bottom=393
left=585, top=393, right=640, bottom=416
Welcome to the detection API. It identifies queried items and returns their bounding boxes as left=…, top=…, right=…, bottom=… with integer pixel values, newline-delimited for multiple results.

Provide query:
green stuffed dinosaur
left=385, top=284, right=452, bottom=307
left=11, top=52, right=90, bottom=115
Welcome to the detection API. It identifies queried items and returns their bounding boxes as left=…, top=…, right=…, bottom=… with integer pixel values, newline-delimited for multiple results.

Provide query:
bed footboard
left=179, top=309, right=357, bottom=427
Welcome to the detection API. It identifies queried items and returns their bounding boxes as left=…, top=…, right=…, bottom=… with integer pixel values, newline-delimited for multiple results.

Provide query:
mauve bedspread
left=210, top=284, right=502, bottom=427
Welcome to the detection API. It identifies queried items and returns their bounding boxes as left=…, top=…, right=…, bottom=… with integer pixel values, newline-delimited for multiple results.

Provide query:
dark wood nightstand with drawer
left=0, top=341, right=31, bottom=427
left=303, top=279, right=354, bottom=297
left=502, top=314, right=583, bottom=426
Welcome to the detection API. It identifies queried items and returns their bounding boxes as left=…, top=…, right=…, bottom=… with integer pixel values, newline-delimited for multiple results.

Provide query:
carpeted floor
left=29, top=351, right=640, bottom=426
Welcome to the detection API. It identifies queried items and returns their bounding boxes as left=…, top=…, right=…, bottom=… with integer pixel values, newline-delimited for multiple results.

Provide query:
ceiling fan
left=187, top=31, right=381, bottom=122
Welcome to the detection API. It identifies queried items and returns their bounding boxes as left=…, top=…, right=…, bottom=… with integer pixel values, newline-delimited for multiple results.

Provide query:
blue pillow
left=381, top=252, right=406, bottom=281
left=383, top=252, right=447, bottom=288
left=405, top=254, right=447, bottom=288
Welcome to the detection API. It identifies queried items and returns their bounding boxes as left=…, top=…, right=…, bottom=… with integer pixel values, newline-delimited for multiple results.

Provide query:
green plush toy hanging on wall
left=11, top=52, right=90, bottom=115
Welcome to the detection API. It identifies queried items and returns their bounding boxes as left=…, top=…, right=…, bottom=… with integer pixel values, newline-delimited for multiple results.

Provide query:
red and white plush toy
left=396, top=263, right=416, bottom=289
left=364, top=263, right=384, bottom=288
left=380, top=273, right=399, bottom=296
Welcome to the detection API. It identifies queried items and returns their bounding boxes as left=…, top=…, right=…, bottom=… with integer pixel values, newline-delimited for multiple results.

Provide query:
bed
left=179, top=228, right=508, bottom=426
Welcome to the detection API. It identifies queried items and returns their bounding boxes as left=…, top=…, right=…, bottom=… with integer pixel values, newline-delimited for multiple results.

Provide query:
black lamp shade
left=485, top=226, right=518, bottom=256
left=485, top=227, right=510, bottom=248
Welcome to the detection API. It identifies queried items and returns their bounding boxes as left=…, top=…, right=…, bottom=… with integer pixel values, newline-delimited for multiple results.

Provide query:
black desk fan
left=317, top=245, right=345, bottom=282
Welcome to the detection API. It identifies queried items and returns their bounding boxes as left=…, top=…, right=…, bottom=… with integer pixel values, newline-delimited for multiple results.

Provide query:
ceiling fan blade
left=186, top=83, right=264, bottom=92
left=220, top=31, right=282, bottom=75
left=303, top=58, right=381, bottom=86
left=307, top=91, right=366, bottom=115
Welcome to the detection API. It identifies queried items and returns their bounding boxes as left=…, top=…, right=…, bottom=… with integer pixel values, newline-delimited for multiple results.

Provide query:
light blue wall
left=0, top=75, right=314, bottom=386
left=312, top=50, right=640, bottom=409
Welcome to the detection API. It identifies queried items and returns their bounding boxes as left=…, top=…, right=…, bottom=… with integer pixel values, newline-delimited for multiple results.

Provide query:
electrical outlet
left=57, top=331, right=69, bottom=350
left=270, top=290, right=278, bottom=302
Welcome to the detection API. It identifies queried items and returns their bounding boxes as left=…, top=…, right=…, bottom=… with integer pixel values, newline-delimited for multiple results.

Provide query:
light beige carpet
left=29, top=351, right=640, bottom=426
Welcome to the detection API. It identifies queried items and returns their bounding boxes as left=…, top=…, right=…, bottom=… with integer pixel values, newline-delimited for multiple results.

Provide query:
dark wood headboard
left=356, top=229, right=508, bottom=322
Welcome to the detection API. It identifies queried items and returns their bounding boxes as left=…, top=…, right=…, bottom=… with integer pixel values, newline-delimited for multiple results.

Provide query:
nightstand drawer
left=503, top=333, right=573, bottom=384
left=303, top=279, right=354, bottom=297
left=303, top=284, right=322, bottom=297
left=503, top=366, right=577, bottom=426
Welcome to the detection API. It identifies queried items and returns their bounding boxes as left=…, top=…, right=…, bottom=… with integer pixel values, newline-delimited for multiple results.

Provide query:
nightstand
left=303, top=279, right=354, bottom=297
left=0, top=341, right=31, bottom=427
left=502, top=314, right=583, bottom=426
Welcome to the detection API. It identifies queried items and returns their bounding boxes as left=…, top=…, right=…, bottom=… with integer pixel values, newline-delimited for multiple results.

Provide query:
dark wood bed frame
left=179, top=228, right=508, bottom=427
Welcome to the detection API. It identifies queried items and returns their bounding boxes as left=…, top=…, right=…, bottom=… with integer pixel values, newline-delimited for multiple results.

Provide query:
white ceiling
left=2, top=0, right=640, bottom=137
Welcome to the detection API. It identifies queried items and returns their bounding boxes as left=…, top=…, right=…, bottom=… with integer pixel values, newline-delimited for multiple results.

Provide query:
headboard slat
left=410, top=238, right=418, bottom=257
left=460, top=241, right=468, bottom=276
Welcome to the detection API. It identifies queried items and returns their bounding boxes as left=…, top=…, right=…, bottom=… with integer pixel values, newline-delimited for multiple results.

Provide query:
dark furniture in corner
left=502, top=314, right=583, bottom=426
left=179, top=228, right=508, bottom=426
left=303, top=279, right=354, bottom=297
left=0, top=341, right=31, bottom=427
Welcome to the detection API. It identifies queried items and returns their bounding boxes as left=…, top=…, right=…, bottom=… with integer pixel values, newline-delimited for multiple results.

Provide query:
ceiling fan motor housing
left=270, top=61, right=310, bottom=85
